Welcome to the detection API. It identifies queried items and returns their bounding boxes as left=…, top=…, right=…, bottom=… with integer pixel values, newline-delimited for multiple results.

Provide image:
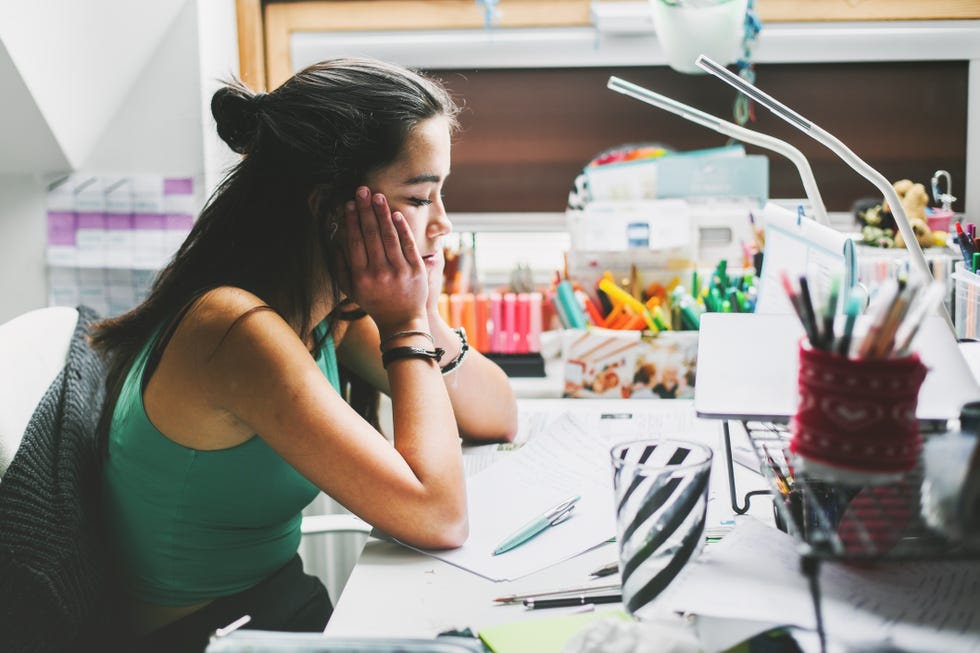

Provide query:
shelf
left=740, top=420, right=980, bottom=562
left=290, top=20, right=980, bottom=73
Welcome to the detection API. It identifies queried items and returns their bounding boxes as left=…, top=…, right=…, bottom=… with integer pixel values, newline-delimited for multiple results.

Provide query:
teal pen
left=555, top=281, right=587, bottom=330
left=836, top=294, right=861, bottom=357
left=492, top=496, right=580, bottom=555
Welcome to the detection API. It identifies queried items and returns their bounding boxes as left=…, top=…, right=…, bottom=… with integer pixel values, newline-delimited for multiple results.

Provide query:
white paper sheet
left=662, top=517, right=980, bottom=653
left=404, top=400, right=728, bottom=581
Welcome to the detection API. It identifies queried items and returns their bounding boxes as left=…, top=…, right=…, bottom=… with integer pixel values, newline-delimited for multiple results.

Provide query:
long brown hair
left=90, top=57, right=459, bottom=447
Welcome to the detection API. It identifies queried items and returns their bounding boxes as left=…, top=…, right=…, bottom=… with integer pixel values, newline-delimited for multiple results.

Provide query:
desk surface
left=326, top=537, right=622, bottom=639
left=325, top=344, right=980, bottom=648
left=325, top=399, right=772, bottom=642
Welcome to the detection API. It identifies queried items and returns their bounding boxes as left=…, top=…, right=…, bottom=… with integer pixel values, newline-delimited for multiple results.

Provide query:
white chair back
left=0, top=306, right=79, bottom=479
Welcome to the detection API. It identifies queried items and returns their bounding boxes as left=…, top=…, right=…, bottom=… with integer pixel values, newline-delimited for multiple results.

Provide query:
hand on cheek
left=342, top=187, right=428, bottom=331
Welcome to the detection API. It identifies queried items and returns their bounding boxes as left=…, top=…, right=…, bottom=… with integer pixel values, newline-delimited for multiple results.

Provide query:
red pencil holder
left=790, top=339, right=928, bottom=476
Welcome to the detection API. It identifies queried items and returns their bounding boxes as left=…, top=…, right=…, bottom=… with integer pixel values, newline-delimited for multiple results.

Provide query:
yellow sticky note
left=478, top=610, right=631, bottom=653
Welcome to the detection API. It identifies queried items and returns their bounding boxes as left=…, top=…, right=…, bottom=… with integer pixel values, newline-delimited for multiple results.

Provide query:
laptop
left=694, top=312, right=980, bottom=423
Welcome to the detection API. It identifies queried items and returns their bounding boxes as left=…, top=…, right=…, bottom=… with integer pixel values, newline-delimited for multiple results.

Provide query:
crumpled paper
left=563, top=615, right=701, bottom=653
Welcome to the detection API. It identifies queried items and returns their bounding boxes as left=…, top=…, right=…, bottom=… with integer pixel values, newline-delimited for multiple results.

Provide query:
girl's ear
left=308, top=184, right=330, bottom=218
left=309, top=184, right=344, bottom=241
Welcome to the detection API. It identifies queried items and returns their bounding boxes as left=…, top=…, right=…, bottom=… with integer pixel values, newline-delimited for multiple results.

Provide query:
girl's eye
left=408, top=197, right=432, bottom=207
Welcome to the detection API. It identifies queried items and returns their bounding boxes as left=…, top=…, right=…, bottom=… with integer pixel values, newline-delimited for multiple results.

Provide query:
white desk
left=325, top=537, right=622, bottom=639
left=322, top=335, right=980, bottom=648
left=324, top=399, right=773, bottom=643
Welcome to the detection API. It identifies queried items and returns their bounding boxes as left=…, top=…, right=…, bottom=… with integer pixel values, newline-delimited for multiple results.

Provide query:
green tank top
left=103, top=320, right=340, bottom=605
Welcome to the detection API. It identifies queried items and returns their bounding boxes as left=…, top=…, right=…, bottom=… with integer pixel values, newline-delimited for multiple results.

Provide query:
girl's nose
left=428, top=202, right=452, bottom=238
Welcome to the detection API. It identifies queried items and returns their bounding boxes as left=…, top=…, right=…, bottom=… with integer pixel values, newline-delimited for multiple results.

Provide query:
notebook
left=754, top=202, right=856, bottom=315
left=694, top=312, right=980, bottom=422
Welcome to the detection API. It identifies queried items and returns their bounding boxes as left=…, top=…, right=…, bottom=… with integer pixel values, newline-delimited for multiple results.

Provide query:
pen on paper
left=524, top=594, right=623, bottom=610
left=492, top=496, right=580, bottom=555
left=589, top=561, right=619, bottom=578
left=493, top=582, right=621, bottom=604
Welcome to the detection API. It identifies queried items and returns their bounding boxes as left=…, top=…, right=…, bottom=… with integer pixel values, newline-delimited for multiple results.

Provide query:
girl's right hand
left=337, top=187, right=429, bottom=333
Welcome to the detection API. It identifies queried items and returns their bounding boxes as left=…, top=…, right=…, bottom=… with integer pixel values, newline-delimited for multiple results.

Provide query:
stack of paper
left=404, top=401, right=734, bottom=581
left=662, top=517, right=980, bottom=653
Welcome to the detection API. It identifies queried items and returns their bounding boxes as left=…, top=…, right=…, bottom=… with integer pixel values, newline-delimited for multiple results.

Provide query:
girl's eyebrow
left=402, top=173, right=441, bottom=185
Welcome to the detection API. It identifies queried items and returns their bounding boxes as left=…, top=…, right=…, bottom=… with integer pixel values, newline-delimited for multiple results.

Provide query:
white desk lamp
left=606, top=75, right=830, bottom=226
left=695, top=55, right=954, bottom=332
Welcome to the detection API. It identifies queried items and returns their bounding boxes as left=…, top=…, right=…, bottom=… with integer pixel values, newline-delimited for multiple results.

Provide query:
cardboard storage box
left=562, top=328, right=699, bottom=399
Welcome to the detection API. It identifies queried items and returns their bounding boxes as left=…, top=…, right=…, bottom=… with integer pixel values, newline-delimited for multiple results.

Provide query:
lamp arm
left=695, top=56, right=954, bottom=333
left=810, top=125, right=933, bottom=280
left=723, top=124, right=829, bottom=226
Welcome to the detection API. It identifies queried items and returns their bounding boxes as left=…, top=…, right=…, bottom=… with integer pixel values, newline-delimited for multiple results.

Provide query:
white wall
left=0, top=0, right=187, bottom=170
left=0, top=176, right=48, bottom=319
left=83, top=0, right=204, bottom=175
left=196, top=0, right=242, bottom=197
left=0, top=0, right=239, bottom=323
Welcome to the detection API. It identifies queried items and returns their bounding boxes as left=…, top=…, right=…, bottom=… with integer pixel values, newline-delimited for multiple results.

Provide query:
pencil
left=589, top=562, right=619, bottom=578
left=870, top=283, right=916, bottom=359
left=856, top=279, right=900, bottom=359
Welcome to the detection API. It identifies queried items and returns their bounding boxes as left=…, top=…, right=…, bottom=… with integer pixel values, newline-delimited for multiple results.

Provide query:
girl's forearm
left=429, top=316, right=518, bottom=442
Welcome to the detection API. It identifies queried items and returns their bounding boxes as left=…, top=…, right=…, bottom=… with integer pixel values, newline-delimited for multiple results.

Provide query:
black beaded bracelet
left=440, top=327, right=469, bottom=375
left=381, top=345, right=445, bottom=370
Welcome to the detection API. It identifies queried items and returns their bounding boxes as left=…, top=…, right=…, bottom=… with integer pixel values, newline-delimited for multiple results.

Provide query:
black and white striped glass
left=610, top=439, right=713, bottom=618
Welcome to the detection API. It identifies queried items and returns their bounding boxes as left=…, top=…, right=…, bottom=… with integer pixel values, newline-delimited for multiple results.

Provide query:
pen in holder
left=790, top=338, right=927, bottom=482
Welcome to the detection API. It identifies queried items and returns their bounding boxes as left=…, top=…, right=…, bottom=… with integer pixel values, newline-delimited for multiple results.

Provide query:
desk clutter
left=781, top=272, right=948, bottom=480
left=555, top=258, right=755, bottom=399
left=770, top=269, right=980, bottom=551
left=435, top=291, right=546, bottom=377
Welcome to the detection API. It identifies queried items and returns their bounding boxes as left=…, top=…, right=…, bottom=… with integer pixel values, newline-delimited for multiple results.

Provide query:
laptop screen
left=694, top=313, right=980, bottom=423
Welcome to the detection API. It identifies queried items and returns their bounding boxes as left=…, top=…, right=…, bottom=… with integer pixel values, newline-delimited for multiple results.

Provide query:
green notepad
left=478, top=610, right=631, bottom=653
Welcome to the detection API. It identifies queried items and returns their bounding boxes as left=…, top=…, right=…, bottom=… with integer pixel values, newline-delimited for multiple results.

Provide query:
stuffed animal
left=889, top=179, right=933, bottom=249
left=894, top=216, right=935, bottom=249
left=855, top=178, right=938, bottom=248
left=886, top=179, right=930, bottom=221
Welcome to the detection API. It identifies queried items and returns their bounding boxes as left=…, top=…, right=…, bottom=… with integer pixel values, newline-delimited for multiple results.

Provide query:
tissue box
left=562, top=328, right=699, bottom=399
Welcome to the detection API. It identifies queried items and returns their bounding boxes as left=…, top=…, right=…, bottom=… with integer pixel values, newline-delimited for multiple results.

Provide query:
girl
left=92, top=57, right=517, bottom=651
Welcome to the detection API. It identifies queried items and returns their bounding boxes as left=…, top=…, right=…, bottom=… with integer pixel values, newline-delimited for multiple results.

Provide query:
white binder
left=755, top=202, right=856, bottom=315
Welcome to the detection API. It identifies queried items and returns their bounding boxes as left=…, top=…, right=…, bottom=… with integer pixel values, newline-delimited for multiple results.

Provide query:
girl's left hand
left=334, top=187, right=429, bottom=333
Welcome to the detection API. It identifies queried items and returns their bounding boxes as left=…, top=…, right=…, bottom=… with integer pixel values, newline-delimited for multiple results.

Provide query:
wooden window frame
left=237, top=0, right=980, bottom=92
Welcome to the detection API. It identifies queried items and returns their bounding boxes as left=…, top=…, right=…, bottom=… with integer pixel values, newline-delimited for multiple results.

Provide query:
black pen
left=524, top=594, right=622, bottom=610
left=493, top=582, right=620, bottom=604
left=798, top=275, right=822, bottom=349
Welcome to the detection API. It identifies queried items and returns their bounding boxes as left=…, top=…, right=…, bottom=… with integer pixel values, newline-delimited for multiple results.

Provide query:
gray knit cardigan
left=0, top=306, right=117, bottom=652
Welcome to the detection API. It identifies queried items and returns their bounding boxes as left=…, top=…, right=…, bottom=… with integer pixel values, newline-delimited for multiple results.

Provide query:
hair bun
left=211, top=83, right=264, bottom=155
